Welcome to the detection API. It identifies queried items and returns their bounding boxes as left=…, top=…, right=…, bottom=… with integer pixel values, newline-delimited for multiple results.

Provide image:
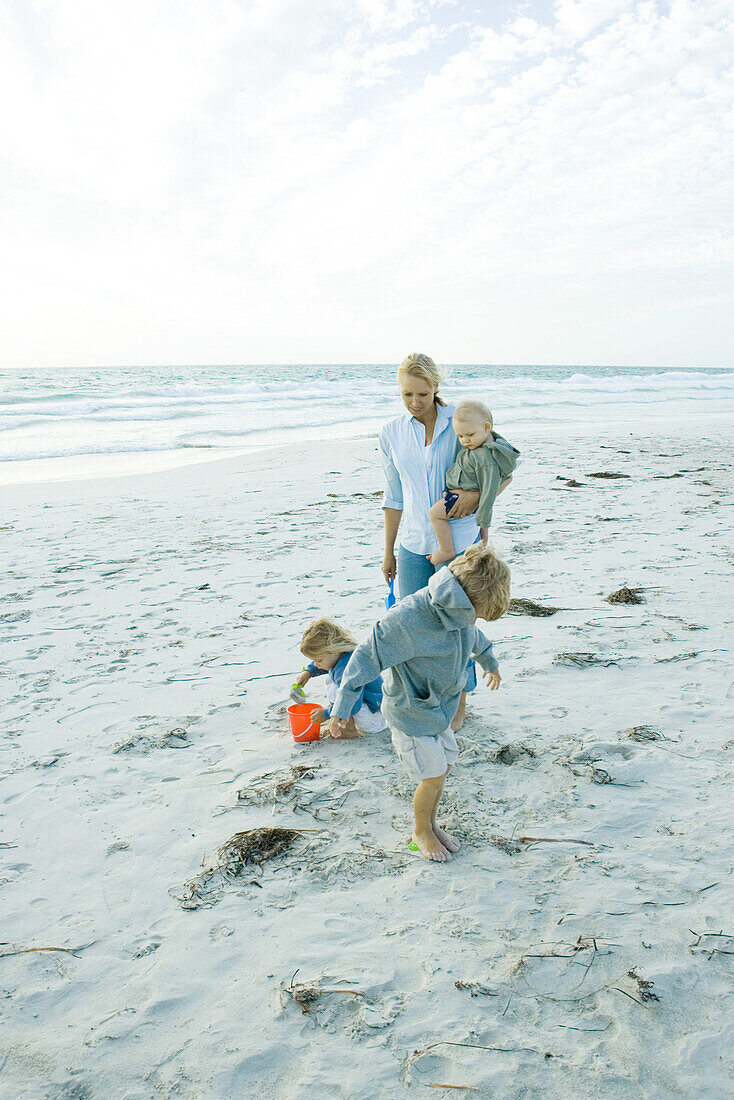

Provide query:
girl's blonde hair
left=448, top=543, right=510, bottom=621
left=454, top=398, right=493, bottom=429
left=300, top=617, right=358, bottom=659
left=398, top=353, right=447, bottom=407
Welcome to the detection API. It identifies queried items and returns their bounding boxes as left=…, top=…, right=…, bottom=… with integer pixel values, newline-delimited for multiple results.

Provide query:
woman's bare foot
left=433, top=825, right=460, bottom=853
left=428, top=550, right=455, bottom=566
left=411, top=830, right=451, bottom=862
left=450, top=693, right=467, bottom=731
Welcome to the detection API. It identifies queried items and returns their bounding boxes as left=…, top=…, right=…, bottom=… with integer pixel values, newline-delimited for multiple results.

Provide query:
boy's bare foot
left=411, top=830, right=452, bottom=862
left=428, top=550, right=455, bottom=566
left=433, top=825, right=460, bottom=852
left=450, top=694, right=467, bottom=731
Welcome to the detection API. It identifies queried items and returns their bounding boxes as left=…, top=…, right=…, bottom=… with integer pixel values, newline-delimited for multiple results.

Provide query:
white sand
left=1, top=422, right=733, bottom=1098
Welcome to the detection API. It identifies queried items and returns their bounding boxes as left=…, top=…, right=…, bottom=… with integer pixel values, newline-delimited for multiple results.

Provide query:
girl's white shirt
left=379, top=404, right=479, bottom=557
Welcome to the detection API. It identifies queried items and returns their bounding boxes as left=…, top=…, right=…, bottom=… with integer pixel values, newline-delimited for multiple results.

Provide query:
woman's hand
left=483, top=669, right=501, bottom=690
left=446, top=489, right=480, bottom=518
left=382, top=552, right=397, bottom=584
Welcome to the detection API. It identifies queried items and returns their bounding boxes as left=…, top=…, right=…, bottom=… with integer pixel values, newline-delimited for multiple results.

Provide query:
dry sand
left=1, top=421, right=733, bottom=1098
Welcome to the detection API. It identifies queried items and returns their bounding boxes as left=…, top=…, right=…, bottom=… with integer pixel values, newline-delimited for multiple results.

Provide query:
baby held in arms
left=293, top=617, right=388, bottom=740
left=429, top=399, right=519, bottom=566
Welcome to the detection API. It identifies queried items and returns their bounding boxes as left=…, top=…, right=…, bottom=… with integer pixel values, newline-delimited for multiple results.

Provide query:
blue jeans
left=396, top=544, right=477, bottom=693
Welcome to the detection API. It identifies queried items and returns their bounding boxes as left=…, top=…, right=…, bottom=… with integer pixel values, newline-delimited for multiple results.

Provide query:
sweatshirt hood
left=427, top=568, right=476, bottom=631
left=482, top=433, right=520, bottom=478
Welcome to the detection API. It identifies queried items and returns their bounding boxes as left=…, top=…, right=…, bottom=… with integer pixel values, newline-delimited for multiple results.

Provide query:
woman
left=379, top=352, right=481, bottom=731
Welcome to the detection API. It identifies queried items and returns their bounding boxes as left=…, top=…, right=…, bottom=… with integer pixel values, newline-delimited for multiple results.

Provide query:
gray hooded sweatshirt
left=331, top=569, right=499, bottom=738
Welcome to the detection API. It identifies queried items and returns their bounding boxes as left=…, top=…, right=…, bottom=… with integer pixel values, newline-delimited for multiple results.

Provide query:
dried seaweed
left=237, top=765, right=318, bottom=806
left=553, top=651, right=618, bottom=668
left=177, top=828, right=302, bottom=910
left=605, top=586, right=644, bottom=605
left=282, top=970, right=366, bottom=1015
left=454, top=981, right=498, bottom=998
left=587, top=472, right=631, bottom=479
left=490, top=835, right=524, bottom=855
left=624, top=725, right=662, bottom=742
left=507, top=598, right=559, bottom=617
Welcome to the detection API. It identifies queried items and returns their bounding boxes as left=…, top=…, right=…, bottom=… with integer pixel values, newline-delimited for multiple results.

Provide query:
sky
left=1, top=0, right=732, bottom=369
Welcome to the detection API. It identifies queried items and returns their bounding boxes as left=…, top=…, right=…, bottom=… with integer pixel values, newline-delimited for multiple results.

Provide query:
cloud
left=0, top=0, right=732, bottom=366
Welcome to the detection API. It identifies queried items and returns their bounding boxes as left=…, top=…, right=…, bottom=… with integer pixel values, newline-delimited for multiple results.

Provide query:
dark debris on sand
left=587, top=472, right=631, bottom=479
left=508, top=598, right=559, bottom=617
left=553, top=652, right=618, bottom=668
left=624, top=725, right=663, bottom=742
left=605, top=586, right=645, bottom=604
left=177, top=828, right=301, bottom=910
left=216, top=828, right=299, bottom=873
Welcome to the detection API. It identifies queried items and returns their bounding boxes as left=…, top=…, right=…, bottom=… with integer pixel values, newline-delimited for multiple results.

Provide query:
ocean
left=1, top=363, right=732, bottom=483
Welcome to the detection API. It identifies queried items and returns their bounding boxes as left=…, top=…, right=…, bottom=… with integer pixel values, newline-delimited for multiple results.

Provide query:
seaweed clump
left=605, top=586, right=644, bottom=604
left=177, top=828, right=300, bottom=910
left=508, top=598, right=558, bottom=617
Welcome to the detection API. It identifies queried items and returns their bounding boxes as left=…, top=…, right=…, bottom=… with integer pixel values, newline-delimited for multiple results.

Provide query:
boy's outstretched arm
left=472, top=628, right=502, bottom=689
left=471, top=627, right=499, bottom=674
left=331, top=613, right=419, bottom=724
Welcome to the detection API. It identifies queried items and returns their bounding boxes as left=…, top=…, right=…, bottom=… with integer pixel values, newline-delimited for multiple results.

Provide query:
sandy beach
left=1, top=418, right=733, bottom=1098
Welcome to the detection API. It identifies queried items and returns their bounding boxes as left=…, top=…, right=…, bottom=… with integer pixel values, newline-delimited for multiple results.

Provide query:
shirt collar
left=408, top=403, right=452, bottom=439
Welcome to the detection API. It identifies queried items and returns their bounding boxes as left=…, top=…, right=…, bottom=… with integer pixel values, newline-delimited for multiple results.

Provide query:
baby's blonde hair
left=454, top=398, right=493, bottom=429
left=300, top=617, right=358, bottom=659
left=448, top=543, right=510, bottom=621
left=398, top=353, right=447, bottom=407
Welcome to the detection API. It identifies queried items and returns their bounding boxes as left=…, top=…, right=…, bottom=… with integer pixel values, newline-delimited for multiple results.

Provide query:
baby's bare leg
left=428, top=499, right=456, bottom=565
left=412, top=771, right=451, bottom=861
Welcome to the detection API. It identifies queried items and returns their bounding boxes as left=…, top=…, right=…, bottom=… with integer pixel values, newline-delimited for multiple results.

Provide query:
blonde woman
left=379, top=353, right=481, bottom=730
left=294, top=617, right=388, bottom=739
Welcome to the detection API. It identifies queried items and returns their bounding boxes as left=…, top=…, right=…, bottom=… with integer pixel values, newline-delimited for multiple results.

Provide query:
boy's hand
left=329, top=716, right=348, bottom=738
left=295, top=670, right=310, bottom=687
left=484, top=669, right=501, bottom=690
left=310, top=708, right=328, bottom=724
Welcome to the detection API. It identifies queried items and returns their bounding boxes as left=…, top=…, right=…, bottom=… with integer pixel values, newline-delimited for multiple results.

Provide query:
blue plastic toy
left=384, top=576, right=396, bottom=610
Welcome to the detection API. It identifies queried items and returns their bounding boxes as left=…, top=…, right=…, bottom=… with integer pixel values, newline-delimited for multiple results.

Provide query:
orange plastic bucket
left=287, top=703, right=322, bottom=743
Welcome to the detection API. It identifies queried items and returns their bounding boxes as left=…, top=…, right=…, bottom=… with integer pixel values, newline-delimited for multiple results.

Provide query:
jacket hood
left=482, top=433, right=520, bottom=478
left=427, top=568, right=476, bottom=631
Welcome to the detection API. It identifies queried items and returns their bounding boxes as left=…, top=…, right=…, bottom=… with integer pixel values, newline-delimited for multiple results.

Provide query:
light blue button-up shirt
left=379, top=404, right=479, bottom=556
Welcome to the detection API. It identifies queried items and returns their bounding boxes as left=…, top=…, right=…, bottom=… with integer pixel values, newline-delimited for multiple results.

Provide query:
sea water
left=1, top=363, right=732, bottom=483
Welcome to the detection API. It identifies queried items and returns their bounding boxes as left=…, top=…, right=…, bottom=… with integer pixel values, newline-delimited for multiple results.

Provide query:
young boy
left=330, top=543, right=511, bottom=862
left=429, top=399, right=519, bottom=566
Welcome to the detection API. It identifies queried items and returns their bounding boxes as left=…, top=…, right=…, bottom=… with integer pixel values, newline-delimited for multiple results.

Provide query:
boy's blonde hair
left=300, top=617, right=358, bottom=659
left=454, top=398, right=493, bottom=429
left=398, top=353, right=447, bottom=407
left=448, top=543, right=510, bottom=621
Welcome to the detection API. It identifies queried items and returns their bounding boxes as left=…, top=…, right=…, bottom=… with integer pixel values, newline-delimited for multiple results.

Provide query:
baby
left=294, top=617, right=388, bottom=739
left=330, top=543, right=511, bottom=861
left=429, top=399, right=519, bottom=566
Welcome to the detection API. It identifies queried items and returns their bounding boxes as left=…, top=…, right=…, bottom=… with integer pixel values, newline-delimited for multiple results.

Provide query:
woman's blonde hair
left=398, top=353, right=447, bottom=407
left=448, top=543, right=510, bottom=621
left=454, top=398, right=493, bottom=429
left=300, top=617, right=358, bottom=659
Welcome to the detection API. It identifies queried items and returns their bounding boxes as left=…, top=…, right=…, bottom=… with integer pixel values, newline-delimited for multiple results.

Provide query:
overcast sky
left=1, top=0, right=732, bottom=369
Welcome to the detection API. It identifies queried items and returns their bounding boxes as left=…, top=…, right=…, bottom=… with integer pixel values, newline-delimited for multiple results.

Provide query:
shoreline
left=2, top=402, right=733, bottom=491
